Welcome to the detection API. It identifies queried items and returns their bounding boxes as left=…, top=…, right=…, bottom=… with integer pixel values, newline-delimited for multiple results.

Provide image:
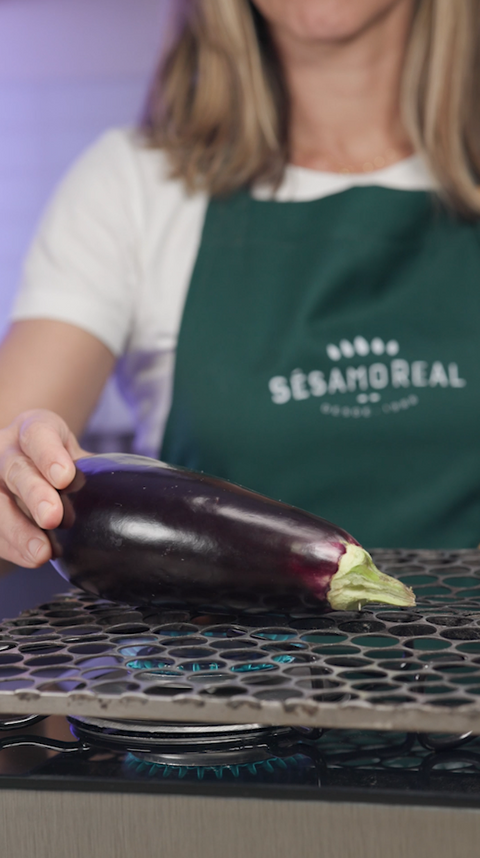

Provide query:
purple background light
left=0, top=0, right=169, bottom=616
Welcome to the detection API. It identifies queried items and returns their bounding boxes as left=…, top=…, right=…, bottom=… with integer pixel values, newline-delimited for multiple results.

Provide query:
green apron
left=161, top=186, right=480, bottom=549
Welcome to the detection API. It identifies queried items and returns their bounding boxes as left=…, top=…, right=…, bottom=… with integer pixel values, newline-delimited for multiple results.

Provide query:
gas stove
left=3, top=549, right=480, bottom=858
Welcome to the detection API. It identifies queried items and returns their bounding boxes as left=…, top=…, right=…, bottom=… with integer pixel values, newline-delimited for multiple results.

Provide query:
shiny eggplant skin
left=49, top=454, right=358, bottom=608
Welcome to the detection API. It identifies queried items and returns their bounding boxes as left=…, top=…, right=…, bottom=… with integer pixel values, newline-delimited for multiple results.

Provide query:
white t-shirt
left=12, top=128, right=436, bottom=457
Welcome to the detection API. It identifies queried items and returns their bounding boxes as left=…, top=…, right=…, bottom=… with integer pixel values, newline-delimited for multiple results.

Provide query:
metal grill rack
left=3, top=549, right=480, bottom=734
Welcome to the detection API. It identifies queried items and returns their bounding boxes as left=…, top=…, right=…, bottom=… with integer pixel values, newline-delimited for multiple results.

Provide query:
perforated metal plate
left=3, top=550, right=480, bottom=733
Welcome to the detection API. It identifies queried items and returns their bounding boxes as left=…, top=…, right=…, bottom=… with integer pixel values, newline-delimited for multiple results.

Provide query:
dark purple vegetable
left=49, top=454, right=415, bottom=611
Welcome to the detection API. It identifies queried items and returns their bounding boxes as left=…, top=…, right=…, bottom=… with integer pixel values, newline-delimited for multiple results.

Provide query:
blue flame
left=125, top=753, right=293, bottom=780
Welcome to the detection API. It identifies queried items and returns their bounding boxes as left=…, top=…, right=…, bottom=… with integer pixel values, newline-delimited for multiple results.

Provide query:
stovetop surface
left=1, top=550, right=480, bottom=734
left=2, top=716, right=480, bottom=809
left=3, top=549, right=480, bottom=806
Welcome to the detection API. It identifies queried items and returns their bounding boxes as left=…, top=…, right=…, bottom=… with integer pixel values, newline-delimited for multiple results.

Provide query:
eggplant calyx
left=327, top=544, right=416, bottom=611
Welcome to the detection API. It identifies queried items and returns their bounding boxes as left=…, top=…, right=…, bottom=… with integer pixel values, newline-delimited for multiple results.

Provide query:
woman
left=0, top=0, right=478, bottom=570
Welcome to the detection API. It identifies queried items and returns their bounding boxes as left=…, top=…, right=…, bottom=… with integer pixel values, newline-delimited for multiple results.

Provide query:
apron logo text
left=268, top=337, right=467, bottom=418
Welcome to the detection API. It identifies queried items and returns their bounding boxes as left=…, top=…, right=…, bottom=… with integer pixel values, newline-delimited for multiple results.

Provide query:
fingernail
left=50, top=463, right=67, bottom=486
left=28, top=538, right=47, bottom=561
left=38, top=501, right=54, bottom=524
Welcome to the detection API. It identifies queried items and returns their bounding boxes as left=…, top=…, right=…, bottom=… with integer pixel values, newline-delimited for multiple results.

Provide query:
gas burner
left=68, top=715, right=300, bottom=769
left=123, top=752, right=299, bottom=781
left=2, top=713, right=480, bottom=795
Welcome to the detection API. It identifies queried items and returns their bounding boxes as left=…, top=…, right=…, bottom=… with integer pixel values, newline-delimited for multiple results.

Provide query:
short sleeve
left=11, top=129, right=142, bottom=356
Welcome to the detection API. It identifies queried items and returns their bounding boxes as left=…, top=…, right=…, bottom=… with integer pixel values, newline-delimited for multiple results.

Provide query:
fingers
left=0, top=490, right=52, bottom=567
left=0, top=409, right=84, bottom=566
left=0, top=410, right=77, bottom=531
left=17, top=410, right=78, bottom=488
left=2, top=451, right=64, bottom=530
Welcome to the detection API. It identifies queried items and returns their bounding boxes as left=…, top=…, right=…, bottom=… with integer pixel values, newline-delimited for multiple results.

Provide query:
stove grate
left=1, top=550, right=480, bottom=733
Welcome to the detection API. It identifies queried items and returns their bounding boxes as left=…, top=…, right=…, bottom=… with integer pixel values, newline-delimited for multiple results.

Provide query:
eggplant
left=49, top=454, right=415, bottom=611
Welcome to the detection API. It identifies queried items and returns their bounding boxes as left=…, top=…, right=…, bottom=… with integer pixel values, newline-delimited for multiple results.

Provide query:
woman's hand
left=0, top=318, right=117, bottom=567
left=0, top=409, right=88, bottom=567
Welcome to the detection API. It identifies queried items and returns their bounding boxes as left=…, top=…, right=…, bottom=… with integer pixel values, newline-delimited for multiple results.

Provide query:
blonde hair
left=141, top=0, right=480, bottom=216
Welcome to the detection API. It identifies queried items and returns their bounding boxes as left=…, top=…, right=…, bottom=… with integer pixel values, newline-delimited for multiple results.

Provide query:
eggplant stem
left=327, top=545, right=416, bottom=611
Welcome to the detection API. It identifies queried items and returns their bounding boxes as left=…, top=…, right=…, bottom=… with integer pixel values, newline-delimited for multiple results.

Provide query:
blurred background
left=0, top=0, right=168, bottom=616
